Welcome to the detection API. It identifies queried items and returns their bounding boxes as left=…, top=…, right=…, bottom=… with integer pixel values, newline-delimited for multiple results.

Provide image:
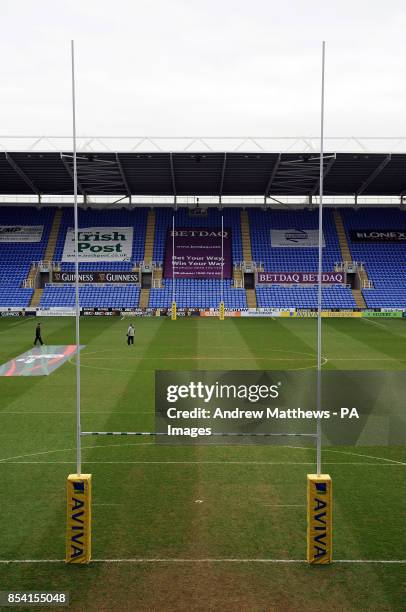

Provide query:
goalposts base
left=66, top=474, right=92, bottom=564
left=307, top=474, right=332, bottom=564
left=171, top=301, right=177, bottom=320
left=219, top=301, right=225, bottom=320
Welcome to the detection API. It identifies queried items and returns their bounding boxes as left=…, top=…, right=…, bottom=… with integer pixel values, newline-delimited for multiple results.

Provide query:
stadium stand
left=152, top=207, right=243, bottom=263
left=343, top=207, right=406, bottom=308
left=40, top=284, right=140, bottom=308
left=149, top=279, right=247, bottom=309
left=256, top=285, right=356, bottom=309
left=1, top=205, right=405, bottom=310
left=53, top=207, right=148, bottom=269
left=0, top=207, right=53, bottom=306
left=250, top=208, right=356, bottom=308
left=39, top=208, right=148, bottom=307
left=149, top=207, right=245, bottom=309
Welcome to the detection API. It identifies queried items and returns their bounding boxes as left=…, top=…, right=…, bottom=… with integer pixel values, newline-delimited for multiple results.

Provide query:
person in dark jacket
left=34, top=322, right=44, bottom=346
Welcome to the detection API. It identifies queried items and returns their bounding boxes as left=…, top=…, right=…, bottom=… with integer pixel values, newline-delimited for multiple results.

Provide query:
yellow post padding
left=171, top=301, right=177, bottom=321
left=307, top=474, right=332, bottom=564
left=219, top=301, right=225, bottom=320
left=66, top=474, right=92, bottom=564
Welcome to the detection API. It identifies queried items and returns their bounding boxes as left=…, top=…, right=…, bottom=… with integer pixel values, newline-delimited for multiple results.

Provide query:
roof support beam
left=5, top=152, right=41, bottom=196
left=311, top=153, right=336, bottom=195
left=169, top=152, right=177, bottom=203
left=115, top=153, right=131, bottom=201
left=219, top=152, right=227, bottom=203
left=264, top=154, right=281, bottom=197
left=60, top=153, right=86, bottom=196
left=355, top=154, right=391, bottom=196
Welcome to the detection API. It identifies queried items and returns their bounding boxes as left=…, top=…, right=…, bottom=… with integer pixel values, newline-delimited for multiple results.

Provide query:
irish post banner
left=270, top=229, right=325, bottom=248
left=62, top=227, right=133, bottom=262
left=164, top=227, right=232, bottom=279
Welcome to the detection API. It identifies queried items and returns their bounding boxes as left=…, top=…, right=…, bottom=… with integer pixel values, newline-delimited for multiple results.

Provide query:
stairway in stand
left=246, top=288, right=257, bottom=308
left=30, top=288, right=43, bottom=307
left=29, top=209, right=63, bottom=307
left=144, top=210, right=156, bottom=262
left=333, top=210, right=352, bottom=262
left=240, top=210, right=253, bottom=262
left=139, top=288, right=150, bottom=308
left=333, top=210, right=367, bottom=308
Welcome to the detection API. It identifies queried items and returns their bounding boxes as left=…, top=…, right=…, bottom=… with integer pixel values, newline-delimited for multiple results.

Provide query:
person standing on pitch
left=127, top=323, right=135, bottom=346
left=34, top=322, right=44, bottom=346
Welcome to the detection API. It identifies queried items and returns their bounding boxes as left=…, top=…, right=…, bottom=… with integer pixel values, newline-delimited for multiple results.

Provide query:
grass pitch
left=0, top=316, right=405, bottom=611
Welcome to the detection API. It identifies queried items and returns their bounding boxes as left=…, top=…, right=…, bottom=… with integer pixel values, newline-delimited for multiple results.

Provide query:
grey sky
left=2, top=0, right=406, bottom=137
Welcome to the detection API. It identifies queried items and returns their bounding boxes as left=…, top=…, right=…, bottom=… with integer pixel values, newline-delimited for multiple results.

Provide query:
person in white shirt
left=127, top=324, right=135, bottom=346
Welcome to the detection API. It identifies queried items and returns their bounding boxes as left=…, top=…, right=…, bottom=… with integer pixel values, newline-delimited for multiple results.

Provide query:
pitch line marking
left=361, top=317, right=388, bottom=330
left=1, top=461, right=403, bottom=466
left=0, top=559, right=405, bottom=564
left=324, top=448, right=406, bottom=466
left=0, top=441, right=403, bottom=467
left=285, top=445, right=406, bottom=466
left=0, top=442, right=155, bottom=463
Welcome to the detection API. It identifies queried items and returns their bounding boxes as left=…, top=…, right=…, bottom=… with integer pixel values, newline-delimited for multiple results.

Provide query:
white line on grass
left=324, top=448, right=406, bottom=466
left=0, top=442, right=155, bottom=463
left=361, top=318, right=388, bottom=330
left=1, top=461, right=404, bottom=466
left=0, top=559, right=405, bottom=564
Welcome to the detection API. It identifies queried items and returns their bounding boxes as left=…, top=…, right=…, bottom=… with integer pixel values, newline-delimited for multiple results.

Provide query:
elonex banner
left=350, top=229, right=406, bottom=243
left=0, top=225, right=43, bottom=242
left=270, top=229, right=325, bottom=248
left=62, top=227, right=133, bottom=262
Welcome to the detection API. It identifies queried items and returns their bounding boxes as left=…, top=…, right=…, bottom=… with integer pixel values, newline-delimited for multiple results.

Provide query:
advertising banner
left=66, top=474, right=92, bottom=563
left=350, top=229, right=406, bottom=243
left=295, top=310, right=362, bottom=318
left=270, top=229, right=325, bottom=248
left=257, top=272, right=344, bottom=285
left=363, top=310, right=403, bottom=318
left=53, top=271, right=139, bottom=284
left=62, top=227, right=133, bottom=262
left=0, top=225, right=43, bottom=242
left=164, top=227, right=232, bottom=279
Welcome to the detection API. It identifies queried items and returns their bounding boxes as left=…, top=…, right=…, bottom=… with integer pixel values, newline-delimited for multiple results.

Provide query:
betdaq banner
left=62, top=227, right=133, bottom=262
left=350, top=229, right=406, bottom=243
left=270, top=229, right=325, bottom=248
left=53, top=271, right=139, bottom=284
left=257, top=272, right=345, bottom=285
left=0, top=225, right=43, bottom=242
left=164, top=227, right=232, bottom=279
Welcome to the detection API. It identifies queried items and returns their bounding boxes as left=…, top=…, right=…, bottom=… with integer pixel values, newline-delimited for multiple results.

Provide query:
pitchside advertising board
left=53, top=271, right=139, bottom=284
left=270, top=229, right=325, bottom=248
left=0, top=225, right=43, bottom=242
left=350, top=229, right=406, bottom=242
left=62, top=227, right=133, bottom=262
left=257, top=272, right=345, bottom=285
left=164, top=227, right=232, bottom=279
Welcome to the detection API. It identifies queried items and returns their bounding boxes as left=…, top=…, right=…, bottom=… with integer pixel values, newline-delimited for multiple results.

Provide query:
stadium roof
left=0, top=138, right=406, bottom=198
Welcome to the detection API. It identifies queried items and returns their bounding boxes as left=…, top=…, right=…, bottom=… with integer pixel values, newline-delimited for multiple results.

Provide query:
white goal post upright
left=219, top=213, right=225, bottom=320
left=171, top=207, right=177, bottom=320
left=307, top=40, right=332, bottom=565
left=66, top=40, right=92, bottom=565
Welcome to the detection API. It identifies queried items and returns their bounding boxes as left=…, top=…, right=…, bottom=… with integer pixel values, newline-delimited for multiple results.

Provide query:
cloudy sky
left=1, top=0, right=406, bottom=138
